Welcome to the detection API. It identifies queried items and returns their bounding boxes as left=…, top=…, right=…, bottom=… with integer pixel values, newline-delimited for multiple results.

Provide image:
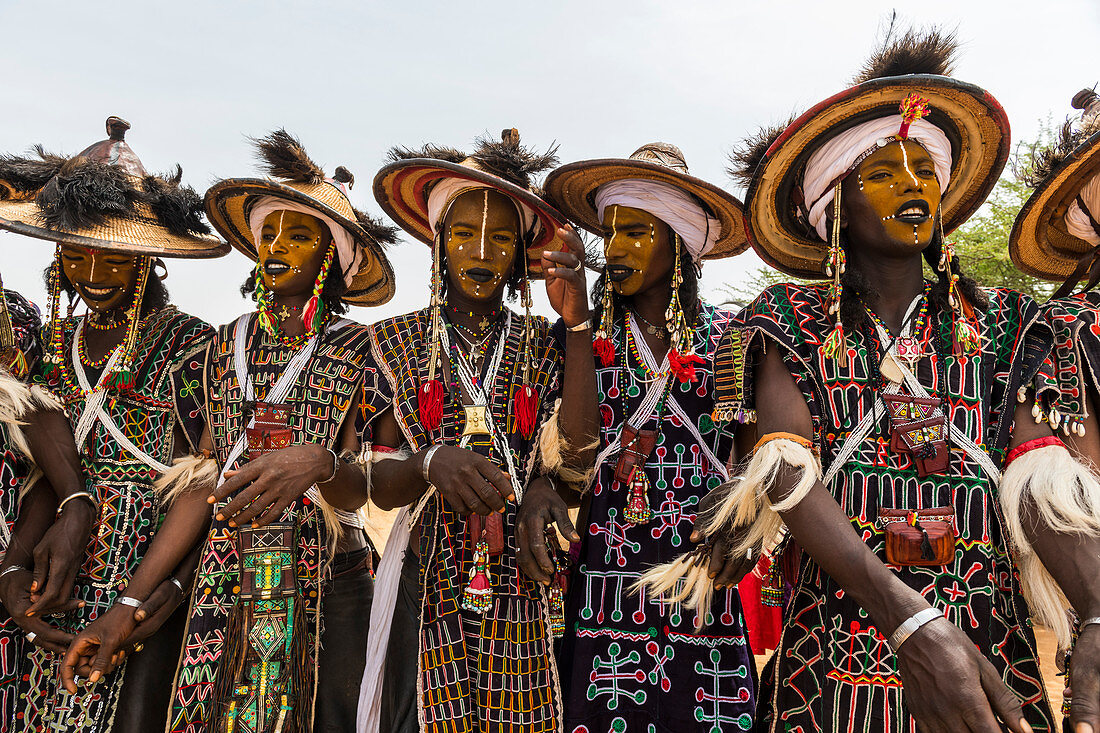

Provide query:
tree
left=723, top=126, right=1057, bottom=307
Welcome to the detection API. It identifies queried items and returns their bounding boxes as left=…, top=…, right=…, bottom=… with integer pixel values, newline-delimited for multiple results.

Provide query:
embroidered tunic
left=16, top=306, right=212, bottom=733
left=0, top=289, right=43, bottom=726
left=369, top=308, right=563, bottom=733
left=167, top=314, right=388, bottom=733
left=1035, top=291, right=1100, bottom=431
left=558, top=302, right=756, bottom=733
left=725, top=283, right=1055, bottom=732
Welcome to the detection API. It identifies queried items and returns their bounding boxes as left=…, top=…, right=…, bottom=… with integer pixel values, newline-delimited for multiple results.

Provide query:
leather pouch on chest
left=882, top=394, right=949, bottom=477
left=614, top=425, right=659, bottom=484
left=468, top=512, right=505, bottom=556
left=879, top=507, right=956, bottom=567
left=237, top=523, right=298, bottom=598
left=245, top=401, right=293, bottom=458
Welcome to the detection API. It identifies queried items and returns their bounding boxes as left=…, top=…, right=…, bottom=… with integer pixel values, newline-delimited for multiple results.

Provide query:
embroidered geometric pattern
left=369, top=308, right=563, bottom=732
left=559, top=302, right=756, bottom=733
left=730, top=283, right=1056, bottom=733
left=15, top=306, right=213, bottom=733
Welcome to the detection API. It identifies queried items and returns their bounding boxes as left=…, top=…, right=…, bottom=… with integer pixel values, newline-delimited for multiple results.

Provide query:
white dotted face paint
left=898, top=141, right=920, bottom=188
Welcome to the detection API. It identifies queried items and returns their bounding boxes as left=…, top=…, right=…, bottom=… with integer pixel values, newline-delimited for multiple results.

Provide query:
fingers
left=515, top=520, right=550, bottom=585
left=28, top=559, right=84, bottom=617
left=468, top=474, right=506, bottom=514
left=556, top=225, right=586, bottom=256
left=30, top=547, right=48, bottom=596
left=216, top=482, right=266, bottom=524
left=134, top=586, right=171, bottom=623
left=977, top=656, right=1028, bottom=733
left=458, top=485, right=493, bottom=517
left=251, top=498, right=292, bottom=528
left=548, top=501, right=580, bottom=543
left=528, top=522, right=555, bottom=582
left=22, top=619, right=74, bottom=654
left=61, top=637, right=95, bottom=693
left=211, top=460, right=262, bottom=503
left=475, top=459, right=513, bottom=503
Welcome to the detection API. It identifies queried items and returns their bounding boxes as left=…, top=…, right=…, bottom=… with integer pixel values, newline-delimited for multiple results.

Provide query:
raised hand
left=542, top=225, right=590, bottom=328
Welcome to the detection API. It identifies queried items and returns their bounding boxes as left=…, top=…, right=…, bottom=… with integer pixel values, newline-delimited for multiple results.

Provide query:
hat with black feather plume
left=1010, top=87, right=1100, bottom=288
left=373, top=128, right=570, bottom=277
left=0, top=116, right=227, bottom=258
left=204, top=129, right=396, bottom=307
left=742, top=23, right=1010, bottom=279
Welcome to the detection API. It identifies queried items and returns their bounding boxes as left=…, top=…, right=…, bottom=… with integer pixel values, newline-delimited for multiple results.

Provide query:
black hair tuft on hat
left=353, top=207, right=399, bottom=248
left=36, top=157, right=144, bottom=231
left=853, top=23, right=958, bottom=84
left=0, top=146, right=68, bottom=197
left=253, top=129, right=325, bottom=185
left=142, top=166, right=211, bottom=236
left=727, top=118, right=797, bottom=189
left=471, top=129, right=559, bottom=189
left=1024, top=89, right=1100, bottom=189
left=386, top=144, right=467, bottom=165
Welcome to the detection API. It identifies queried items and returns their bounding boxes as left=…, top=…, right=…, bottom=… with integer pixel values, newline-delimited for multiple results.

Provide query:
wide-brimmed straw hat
left=373, top=129, right=570, bottom=278
left=544, top=142, right=748, bottom=260
left=0, top=117, right=228, bottom=259
left=737, top=29, right=1010, bottom=279
left=205, top=130, right=397, bottom=307
left=1010, top=89, right=1100, bottom=286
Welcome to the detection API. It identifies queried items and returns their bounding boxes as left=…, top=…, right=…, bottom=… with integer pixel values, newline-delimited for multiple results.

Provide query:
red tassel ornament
left=418, top=379, right=444, bottom=431
left=461, top=536, right=493, bottom=615
left=514, top=384, right=538, bottom=438
left=593, top=334, right=615, bottom=367
left=667, top=349, right=704, bottom=384
left=302, top=295, right=320, bottom=332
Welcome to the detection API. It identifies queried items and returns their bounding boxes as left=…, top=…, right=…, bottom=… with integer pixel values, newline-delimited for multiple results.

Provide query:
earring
left=821, top=183, right=847, bottom=362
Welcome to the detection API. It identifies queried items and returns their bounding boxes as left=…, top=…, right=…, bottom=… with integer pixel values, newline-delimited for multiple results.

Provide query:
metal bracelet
left=0, top=565, right=26, bottom=579
left=1080, top=615, right=1100, bottom=631
left=318, top=447, right=340, bottom=484
left=421, top=445, right=442, bottom=483
left=116, top=596, right=143, bottom=609
left=566, top=319, right=592, bottom=333
left=887, top=607, right=944, bottom=653
left=169, top=577, right=186, bottom=594
left=56, top=491, right=96, bottom=516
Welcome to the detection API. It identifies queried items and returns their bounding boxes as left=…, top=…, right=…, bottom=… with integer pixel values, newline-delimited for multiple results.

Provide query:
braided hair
left=240, top=256, right=349, bottom=316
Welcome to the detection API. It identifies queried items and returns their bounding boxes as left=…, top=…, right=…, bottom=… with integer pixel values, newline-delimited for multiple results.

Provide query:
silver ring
left=572, top=260, right=583, bottom=272
left=25, top=631, right=36, bottom=643
left=745, top=547, right=754, bottom=560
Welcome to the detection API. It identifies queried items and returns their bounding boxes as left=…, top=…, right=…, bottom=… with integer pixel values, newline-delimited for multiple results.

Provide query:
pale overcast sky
left=1, top=0, right=1096, bottom=326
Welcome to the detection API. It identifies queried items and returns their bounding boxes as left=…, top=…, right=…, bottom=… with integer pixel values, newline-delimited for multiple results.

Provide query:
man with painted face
left=1010, top=88, right=1100, bottom=730
left=526, top=143, right=757, bottom=732
left=646, top=28, right=1100, bottom=732
left=0, top=117, right=225, bottom=733
left=357, top=130, right=596, bottom=733
left=107, top=130, right=397, bottom=733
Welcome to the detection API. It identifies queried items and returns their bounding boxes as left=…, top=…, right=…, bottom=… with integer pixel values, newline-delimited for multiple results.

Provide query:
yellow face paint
left=602, top=204, right=672, bottom=297
left=853, top=139, right=942, bottom=249
left=443, top=189, right=520, bottom=302
left=257, top=210, right=330, bottom=296
left=58, top=245, right=140, bottom=315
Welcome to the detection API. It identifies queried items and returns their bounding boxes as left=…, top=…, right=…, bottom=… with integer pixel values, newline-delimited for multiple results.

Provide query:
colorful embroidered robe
left=369, top=308, right=563, bottom=733
left=557, top=301, right=756, bottom=733
left=0, top=288, right=43, bottom=726
left=1035, top=291, right=1100, bottom=432
left=16, top=306, right=212, bottom=733
left=720, top=283, right=1056, bottom=733
left=167, top=314, right=388, bottom=733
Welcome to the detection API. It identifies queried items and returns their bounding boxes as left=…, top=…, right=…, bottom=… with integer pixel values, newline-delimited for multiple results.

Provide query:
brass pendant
left=462, top=405, right=491, bottom=436
left=879, top=353, right=907, bottom=384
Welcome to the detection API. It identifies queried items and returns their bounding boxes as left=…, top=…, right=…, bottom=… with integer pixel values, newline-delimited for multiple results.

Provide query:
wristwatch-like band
left=421, top=445, right=442, bottom=483
left=888, top=607, right=944, bottom=652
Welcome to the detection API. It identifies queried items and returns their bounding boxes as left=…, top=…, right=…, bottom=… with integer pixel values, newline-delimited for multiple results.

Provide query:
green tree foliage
left=723, top=126, right=1058, bottom=307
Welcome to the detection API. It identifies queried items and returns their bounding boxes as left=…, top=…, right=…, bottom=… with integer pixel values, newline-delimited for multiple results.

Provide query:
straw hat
left=543, top=142, right=748, bottom=260
left=736, top=30, right=1009, bottom=279
left=204, top=130, right=397, bottom=307
left=373, top=129, right=570, bottom=278
left=1010, top=88, right=1100, bottom=286
left=0, top=117, right=228, bottom=259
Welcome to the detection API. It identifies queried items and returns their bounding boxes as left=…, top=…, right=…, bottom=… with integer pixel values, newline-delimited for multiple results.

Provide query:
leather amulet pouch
left=245, top=402, right=293, bottom=458
left=614, top=424, right=659, bottom=484
left=468, top=511, right=505, bottom=556
left=882, top=394, right=942, bottom=455
left=879, top=507, right=955, bottom=567
left=892, top=415, right=949, bottom=477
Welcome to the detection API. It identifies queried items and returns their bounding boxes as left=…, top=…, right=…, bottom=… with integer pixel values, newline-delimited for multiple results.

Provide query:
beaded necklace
left=619, top=311, right=674, bottom=424
left=79, top=324, right=119, bottom=368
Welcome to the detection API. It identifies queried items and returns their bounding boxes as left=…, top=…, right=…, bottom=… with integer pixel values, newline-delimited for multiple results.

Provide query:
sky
left=1, top=0, right=1097, bottom=326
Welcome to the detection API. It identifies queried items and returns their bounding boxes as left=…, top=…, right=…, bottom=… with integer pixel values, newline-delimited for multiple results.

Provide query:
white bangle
left=421, top=445, right=442, bottom=483
left=1080, top=615, right=1100, bottom=631
left=566, top=319, right=592, bottom=332
left=117, top=596, right=142, bottom=609
left=0, top=565, right=26, bottom=579
left=319, top=447, right=340, bottom=484
left=888, top=607, right=944, bottom=652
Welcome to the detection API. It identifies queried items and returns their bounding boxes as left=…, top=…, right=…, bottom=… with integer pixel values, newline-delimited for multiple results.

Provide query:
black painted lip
left=263, top=259, right=291, bottom=274
left=465, top=267, right=494, bottom=283
left=605, top=264, right=636, bottom=282
left=894, top=198, right=930, bottom=224
left=76, top=283, right=120, bottom=302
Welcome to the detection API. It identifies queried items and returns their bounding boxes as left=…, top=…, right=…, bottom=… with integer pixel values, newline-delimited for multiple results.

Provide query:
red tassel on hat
left=593, top=334, right=615, bottom=367
left=667, top=349, right=704, bottom=384
left=418, top=379, right=444, bottom=431
left=514, top=385, right=539, bottom=438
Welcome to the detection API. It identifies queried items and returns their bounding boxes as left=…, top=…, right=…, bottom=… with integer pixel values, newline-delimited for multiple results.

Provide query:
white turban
left=248, top=196, right=362, bottom=286
left=802, top=115, right=953, bottom=241
left=594, top=179, right=720, bottom=260
left=1065, top=172, right=1100, bottom=246
left=425, top=177, right=540, bottom=240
